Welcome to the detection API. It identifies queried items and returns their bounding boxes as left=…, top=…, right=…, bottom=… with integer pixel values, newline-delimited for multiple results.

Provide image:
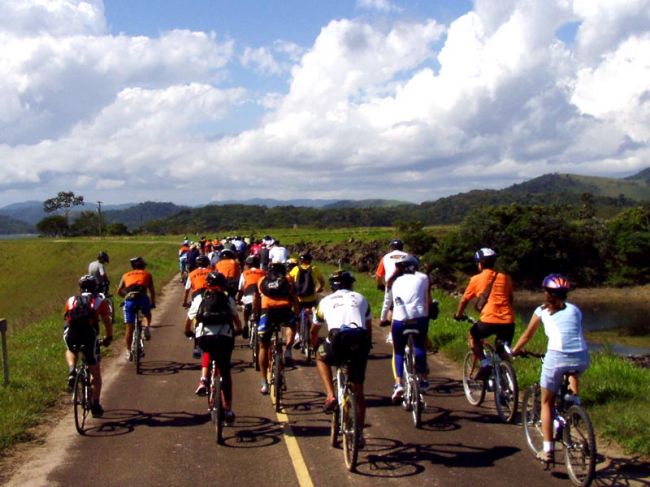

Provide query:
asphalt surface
left=4, top=278, right=647, bottom=486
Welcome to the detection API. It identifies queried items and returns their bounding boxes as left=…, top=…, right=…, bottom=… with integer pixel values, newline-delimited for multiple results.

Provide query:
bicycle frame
left=131, top=307, right=144, bottom=374
left=72, top=352, right=91, bottom=435
left=298, top=307, right=313, bottom=363
left=268, top=325, right=285, bottom=412
left=331, top=364, right=360, bottom=472
left=208, top=358, right=225, bottom=445
left=402, top=329, right=425, bottom=428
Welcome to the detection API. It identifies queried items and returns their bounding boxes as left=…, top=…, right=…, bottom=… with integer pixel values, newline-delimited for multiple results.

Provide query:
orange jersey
left=258, top=276, right=294, bottom=309
left=216, top=258, right=241, bottom=280
left=122, top=269, right=152, bottom=290
left=462, top=269, right=514, bottom=324
left=179, top=244, right=190, bottom=256
left=241, top=268, right=266, bottom=295
left=188, top=267, right=210, bottom=294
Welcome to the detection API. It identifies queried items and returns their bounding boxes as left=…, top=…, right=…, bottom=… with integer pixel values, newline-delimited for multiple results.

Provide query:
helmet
left=196, top=255, right=210, bottom=267
left=395, top=254, right=419, bottom=272
left=389, top=239, right=404, bottom=251
left=542, top=274, right=570, bottom=297
left=183, top=239, right=189, bottom=245
left=130, top=256, right=146, bottom=269
left=98, top=251, right=109, bottom=263
left=329, top=271, right=355, bottom=291
left=299, top=252, right=312, bottom=263
left=79, top=275, right=98, bottom=293
left=269, top=260, right=286, bottom=274
left=285, top=257, right=298, bottom=267
left=245, top=255, right=259, bottom=267
left=206, top=271, right=226, bottom=288
left=474, top=248, right=497, bottom=264
left=220, top=249, right=235, bottom=259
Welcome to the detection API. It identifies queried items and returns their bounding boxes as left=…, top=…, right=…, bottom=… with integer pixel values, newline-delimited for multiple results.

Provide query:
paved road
left=4, top=278, right=647, bottom=486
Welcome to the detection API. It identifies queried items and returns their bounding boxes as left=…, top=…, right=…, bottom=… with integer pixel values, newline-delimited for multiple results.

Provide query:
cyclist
left=215, top=248, right=241, bottom=297
left=182, top=255, right=211, bottom=308
left=88, top=251, right=110, bottom=295
left=255, top=259, right=298, bottom=394
left=511, top=274, right=590, bottom=463
left=64, top=275, right=113, bottom=417
left=186, top=272, right=242, bottom=422
left=186, top=243, right=200, bottom=273
left=268, top=239, right=289, bottom=263
left=289, top=252, right=325, bottom=354
left=385, top=255, right=432, bottom=403
left=237, top=255, right=265, bottom=339
left=117, top=257, right=156, bottom=359
left=311, top=271, right=372, bottom=438
left=377, top=239, right=408, bottom=344
left=178, top=239, right=190, bottom=276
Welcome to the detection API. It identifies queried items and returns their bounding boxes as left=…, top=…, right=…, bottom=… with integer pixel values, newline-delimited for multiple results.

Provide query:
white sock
left=543, top=441, right=553, bottom=453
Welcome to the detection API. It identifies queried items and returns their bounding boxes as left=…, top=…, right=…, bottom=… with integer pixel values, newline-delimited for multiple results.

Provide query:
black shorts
left=297, top=300, right=318, bottom=310
left=469, top=322, right=515, bottom=349
left=318, top=328, right=371, bottom=384
left=197, top=334, right=235, bottom=367
left=63, top=326, right=100, bottom=366
left=259, top=307, right=296, bottom=344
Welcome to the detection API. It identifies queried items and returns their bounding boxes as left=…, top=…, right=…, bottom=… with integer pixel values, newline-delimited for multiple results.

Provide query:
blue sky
left=0, top=0, right=649, bottom=207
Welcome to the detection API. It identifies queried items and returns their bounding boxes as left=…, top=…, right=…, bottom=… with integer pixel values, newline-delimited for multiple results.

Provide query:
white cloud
left=356, top=0, right=401, bottom=13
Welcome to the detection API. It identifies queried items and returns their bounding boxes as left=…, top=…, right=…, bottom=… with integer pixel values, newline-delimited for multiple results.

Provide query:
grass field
left=0, top=233, right=648, bottom=458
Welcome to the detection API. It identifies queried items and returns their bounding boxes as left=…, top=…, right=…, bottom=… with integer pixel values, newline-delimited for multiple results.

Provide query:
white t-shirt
left=534, top=302, right=587, bottom=353
left=315, top=290, right=371, bottom=331
left=269, top=246, right=289, bottom=263
left=385, top=272, right=429, bottom=321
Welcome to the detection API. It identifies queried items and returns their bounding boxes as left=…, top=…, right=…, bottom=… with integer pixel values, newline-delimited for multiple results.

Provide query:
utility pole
left=97, top=201, right=103, bottom=236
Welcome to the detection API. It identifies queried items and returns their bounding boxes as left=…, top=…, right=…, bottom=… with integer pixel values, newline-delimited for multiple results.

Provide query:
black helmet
left=329, top=270, right=355, bottom=291
left=130, top=256, right=146, bottom=269
left=299, top=252, right=312, bottom=263
left=245, top=255, right=259, bottom=267
left=269, top=260, right=286, bottom=275
left=98, top=251, right=109, bottom=263
left=389, top=239, right=404, bottom=251
left=79, top=274, right=98, bottom=293
left=395, top=254, right=419, bottom=273
left=220, top=249, right=235, bottom=259
left=206, top=271, right=226, bottom=288
left=196, top=255, right=210, bottom=268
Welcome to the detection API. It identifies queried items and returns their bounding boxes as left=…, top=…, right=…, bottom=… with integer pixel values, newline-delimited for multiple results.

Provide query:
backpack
left=295, top=267, right=315, bottom=297
left=260, top=270, right=291, bottom=298
left=65, top=295, right=98, bottom=330
left=197, top=291, right=233, bottom=327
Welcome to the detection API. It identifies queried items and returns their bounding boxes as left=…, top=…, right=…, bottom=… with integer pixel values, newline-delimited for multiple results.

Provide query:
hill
left=0, top=215, right=35, bottom=235
left=103, top=201, right=188, bottom=229
left=323, top=199, right=414, bottom=209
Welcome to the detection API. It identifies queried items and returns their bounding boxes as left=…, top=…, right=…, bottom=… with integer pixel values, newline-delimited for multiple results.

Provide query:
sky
left=1, top=0, right=650, bottom=208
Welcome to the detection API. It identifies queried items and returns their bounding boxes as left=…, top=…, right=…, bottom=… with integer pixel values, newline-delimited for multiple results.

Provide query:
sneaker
left=224, top=410, right=236, bottom=425
left=536, top=450, right=553, bottom=464
left=192, top=345, right=202, bottom=360
left=474, top=365, right=492, bottom=381
left=293, top=334, right=301, bottom=349
left=144, top=327, right=151, bottom=340
left=385, top=333, right=393, bottom=344
left=90, top=402, right=104, bottom=418
left=323, top=396, right=338, bottom=413
left=195, top=378, right=208, bottom=396
left=391, top=384, right=404, bottom=404
left=67, top=370, right=77, bottom=391
left=125, top=351, right=133, bottom=362
left=419, top=379, right=430, bottom=392
left=260, top=379, right=269, bottom=395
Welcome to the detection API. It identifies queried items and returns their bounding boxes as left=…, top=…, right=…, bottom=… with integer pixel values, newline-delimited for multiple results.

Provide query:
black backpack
left=197, top=290, right=233, bottom=327
left=65, top=295, right=98, bottom=330
left=295, top=267, right=315, bottom=297
left=260, top=270, right=291, bottom=298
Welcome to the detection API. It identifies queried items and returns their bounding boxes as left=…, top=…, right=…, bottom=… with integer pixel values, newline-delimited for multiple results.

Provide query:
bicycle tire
left=72, top=367, right=90, bottom=435
left=462, top=351, right=486, bottom=406
left=251, top=323, right=260, bottom=371
left=214, top=374, right=224, bottom=445
left=494, top=360, right=518, bottom=423
left=134, top=318, right=142, bottom=374
left=563, top=405, right=596, bottom=487
left=411, top=376, right=422, bottom=428
left=272, top=340, right=282, bottom=412
left=330, top=376, right=339, bottom=447
left=522, top=384, right=544, bottom=457
left=342, top=391, right=360, bottom=472
left=300, top=311, right=312, bottom=364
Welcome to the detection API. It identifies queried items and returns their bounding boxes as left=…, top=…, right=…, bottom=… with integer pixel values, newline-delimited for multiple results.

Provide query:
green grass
left=0, top=237, right=179, bottom=454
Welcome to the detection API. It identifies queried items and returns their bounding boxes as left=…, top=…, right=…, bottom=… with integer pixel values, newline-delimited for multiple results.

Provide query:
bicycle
left=72, top=346, right=92, bottom=435
left=268, top=324, right=286, bottom=413
left=248, top=313, right=260, bottom=371
left=131, top=305, right=145, bottom=374
left=297, top=307, right=313, bottom=364
left=100, top=291, right=115, bottom=325
left=401, top=324, right=426, bottom=428
left=460, top=315, right=519, bottom=423
left=330, top=362, right=361, bottom=472
left=520, top=351, right=596, bottom=486
left=207, top=357, right=225, bottom=445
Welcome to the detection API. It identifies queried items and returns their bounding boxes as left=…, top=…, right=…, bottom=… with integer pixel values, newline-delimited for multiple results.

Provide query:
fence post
left=0, top=319, right=8, bottom=386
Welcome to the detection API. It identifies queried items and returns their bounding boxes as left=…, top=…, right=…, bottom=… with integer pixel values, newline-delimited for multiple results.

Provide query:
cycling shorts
left=258, top=307, right=295, bottom=344
left=63, top=326, right=100, bottom=366
left=469, top=321, right=515, bottom=349
left=541, top=349, right=589, bottom=392
left=123, top=294, right=151, bottom=325
left=318, top=328, right=371, bottom=384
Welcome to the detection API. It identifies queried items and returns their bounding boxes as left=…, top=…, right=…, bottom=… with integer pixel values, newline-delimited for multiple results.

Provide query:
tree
left=36, top=215, right=69, bottom=237
left=70, top=211, right=106, bottom=236
left=606, top=207, right=650, bottom=285
left=43, top=191, right=84, bottom=225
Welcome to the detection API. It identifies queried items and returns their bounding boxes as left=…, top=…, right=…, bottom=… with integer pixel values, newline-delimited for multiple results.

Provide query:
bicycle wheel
left=272, top=341, right=282, bottom=412
left=522, top=384, right=544, bottom=457
left=462, top=351, right=486, bottom=406
left=214, top=375, right=224, bottom=445
left=134, top=319, right=142, bottom=374
left=494, top=361, right=518, bottom=423
left=300, top=311, right=311, bottom=364
left=72, top=368, right=90, bottom=435
left=342, top=392, right=360, bottom=472
left=563, top=405, right=596, bottom=486
left=330, top=376, right=339, bottom=447
left=411, top=376, right=422, bottom=428
left=251, top=323, right=260, bottom=371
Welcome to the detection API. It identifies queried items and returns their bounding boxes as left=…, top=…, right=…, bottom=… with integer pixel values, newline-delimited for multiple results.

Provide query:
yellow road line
left=272, top=397, right=314, bottom=487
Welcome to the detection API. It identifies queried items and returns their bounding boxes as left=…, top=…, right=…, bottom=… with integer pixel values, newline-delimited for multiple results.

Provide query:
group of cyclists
left=62, top=235, right=590, bottom=466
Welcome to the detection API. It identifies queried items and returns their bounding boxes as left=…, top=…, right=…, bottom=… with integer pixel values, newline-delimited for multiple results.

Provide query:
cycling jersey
left=121, top=269, right=152, bottom=293
left=375, top=249, right=408, bottom=282
left=215, top=258, right=241, bottom=280
left=289, top=263, right=325, bottom=304
left=462, top=269, right=514, bottom=324
left=315, top=289, right=371, bottom=331
left=385, top=272, right=429, bottom=321
left=535, top=302, right=588, bottom=353
left=257, top=276, right=294, bottom=309
left=268, top=245, right=289, bottom=263
left=238, top=268, right=266, bottom=305
left=185, top=267, right=210, bottom=296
